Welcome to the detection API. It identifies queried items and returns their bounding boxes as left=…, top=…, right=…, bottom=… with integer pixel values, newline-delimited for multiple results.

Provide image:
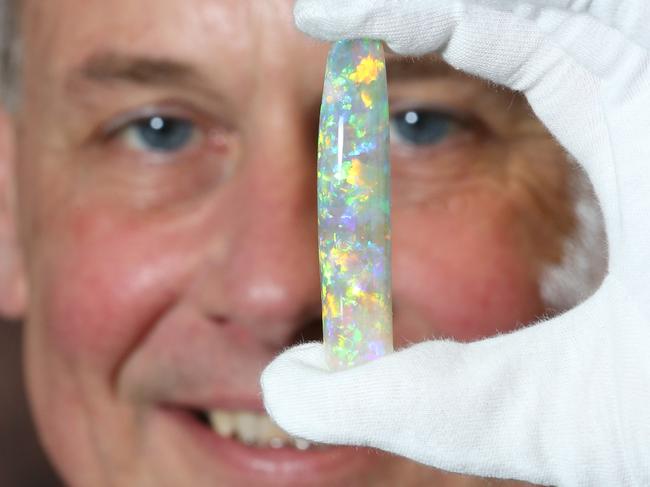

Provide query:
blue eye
left=390, top=109, right=457, bottom=146
left=123, top=116, right=196, bottom=153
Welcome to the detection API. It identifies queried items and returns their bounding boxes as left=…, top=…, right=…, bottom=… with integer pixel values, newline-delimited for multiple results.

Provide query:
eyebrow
left=66, top=50, right=452, bottom=97
left=66, top=51, right=207, bottom=91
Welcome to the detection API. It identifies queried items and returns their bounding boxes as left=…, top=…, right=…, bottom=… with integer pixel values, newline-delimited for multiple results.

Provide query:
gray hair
left=540, top=160, right=608, bottom=313
left=0, top=0, right=21, bottom=110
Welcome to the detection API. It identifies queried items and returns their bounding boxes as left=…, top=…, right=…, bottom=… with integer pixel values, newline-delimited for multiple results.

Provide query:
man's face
left=3, top=0, right=577, bottom=485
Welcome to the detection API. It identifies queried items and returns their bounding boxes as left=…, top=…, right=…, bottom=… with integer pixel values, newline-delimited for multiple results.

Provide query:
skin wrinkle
left=504, top=136, right=574, bottom=267
left=0, top=0, right=606, bottom=486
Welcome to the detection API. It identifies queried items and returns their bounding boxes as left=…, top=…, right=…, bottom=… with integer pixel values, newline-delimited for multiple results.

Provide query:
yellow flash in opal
left=345, top=282, right=366, bottom=302
left=326, top=292, right=339, bottom=318
left=349, top=55, right=384, bottom=85
left=361, top=90, right=373, bottom=109
left=351, top=285, right=365, bottom=298
left=330, top=247, right=350, bottom=272
left=346, top=158, right=363, bottom=185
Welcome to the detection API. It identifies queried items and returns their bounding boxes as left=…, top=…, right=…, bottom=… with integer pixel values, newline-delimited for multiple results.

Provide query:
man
left=0, top=0, right=607, bottom=485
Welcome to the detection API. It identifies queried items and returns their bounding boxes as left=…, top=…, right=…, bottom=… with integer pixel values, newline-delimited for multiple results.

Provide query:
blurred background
left=1, top=320, right=61, bottom=486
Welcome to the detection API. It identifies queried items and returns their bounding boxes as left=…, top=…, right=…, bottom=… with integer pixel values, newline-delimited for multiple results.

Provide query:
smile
left=162, top=403, right=372, bottom=482
left=199, top=409, right=322, bottom=450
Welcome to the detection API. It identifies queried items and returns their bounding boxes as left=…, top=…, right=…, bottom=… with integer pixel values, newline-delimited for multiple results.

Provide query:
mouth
left=165, top=404, right=373, bottom=483
left=193, top=408, right=323, bottom=450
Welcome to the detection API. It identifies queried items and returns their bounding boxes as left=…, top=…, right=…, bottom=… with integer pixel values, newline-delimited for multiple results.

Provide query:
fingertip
left=293, top=0, right=330, bottom=39
left=283, top=341, right=327, bottom=369
left=261, top=342, right=332, bottom=442
left=260, top=342, right=325, bottom=395
left=294, top=0, right=374, bottom=41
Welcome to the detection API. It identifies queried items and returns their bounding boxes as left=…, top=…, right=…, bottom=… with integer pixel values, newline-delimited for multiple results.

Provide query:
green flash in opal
left=317, top=39, right=393, bottom=370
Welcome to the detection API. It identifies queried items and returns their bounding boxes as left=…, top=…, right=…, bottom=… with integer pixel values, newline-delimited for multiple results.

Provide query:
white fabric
left=261, top=1, right=650, bottom=485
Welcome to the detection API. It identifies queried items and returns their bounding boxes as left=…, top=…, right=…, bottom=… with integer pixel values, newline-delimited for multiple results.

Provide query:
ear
left=0, top=106, right=26, bottom=319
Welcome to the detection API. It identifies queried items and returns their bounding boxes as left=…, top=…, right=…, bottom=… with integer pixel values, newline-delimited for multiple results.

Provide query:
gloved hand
left=261, top=1, right=650, bottom=485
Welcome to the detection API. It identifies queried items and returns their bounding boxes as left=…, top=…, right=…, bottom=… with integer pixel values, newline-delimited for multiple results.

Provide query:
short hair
left=0, top=0, right=21, bottom=110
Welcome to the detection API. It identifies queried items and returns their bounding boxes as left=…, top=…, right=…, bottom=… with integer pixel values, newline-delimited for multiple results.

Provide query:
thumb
left=262, top=277, right=645, bottom=485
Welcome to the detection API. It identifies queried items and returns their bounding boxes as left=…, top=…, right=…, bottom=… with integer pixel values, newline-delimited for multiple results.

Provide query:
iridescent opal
left=317, top=39, right=393, bottom=370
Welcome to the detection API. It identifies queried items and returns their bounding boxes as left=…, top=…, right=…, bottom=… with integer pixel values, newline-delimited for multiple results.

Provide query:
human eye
left=86, top=104, right=237, bottom=206
left=115, top=114, right=199, bottom=154
left=389, top=108, right=462, bottom=147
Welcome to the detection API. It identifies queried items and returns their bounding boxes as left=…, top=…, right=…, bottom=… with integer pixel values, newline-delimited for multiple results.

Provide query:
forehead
left=22, top=0, right=325, bottom=85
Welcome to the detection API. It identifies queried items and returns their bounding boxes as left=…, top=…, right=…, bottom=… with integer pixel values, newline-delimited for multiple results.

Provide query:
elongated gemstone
left=317, top=39, right=393, bottom=370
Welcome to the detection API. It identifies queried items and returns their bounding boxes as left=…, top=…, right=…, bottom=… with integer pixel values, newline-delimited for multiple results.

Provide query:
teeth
left=293, top=438, right=312, bottom=450
left=256, top=412, right=290, bottom=448
left=235, top=412, right=258, bottom=445
left=269, top=437, right=287, bottom=449
left=208, top=409, right=321, bottom=450
left=209, top=410, right=235, bottom=438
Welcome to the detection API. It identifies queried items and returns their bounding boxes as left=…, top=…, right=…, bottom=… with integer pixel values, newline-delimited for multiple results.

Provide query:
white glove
left=262, top=1, right=650, bottom=485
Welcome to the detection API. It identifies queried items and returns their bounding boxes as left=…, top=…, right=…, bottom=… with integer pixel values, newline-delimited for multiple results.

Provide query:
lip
left=165, top=406, right=377, bottom=484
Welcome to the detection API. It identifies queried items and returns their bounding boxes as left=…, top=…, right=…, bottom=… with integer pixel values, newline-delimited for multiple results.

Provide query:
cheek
left=31, top=204, right=192, bottom=373
left=392, top=199, right=544, bottom=343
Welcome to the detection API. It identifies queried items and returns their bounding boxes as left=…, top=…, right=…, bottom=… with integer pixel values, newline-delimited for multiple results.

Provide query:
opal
left=317, top=39, right=393, bottom=370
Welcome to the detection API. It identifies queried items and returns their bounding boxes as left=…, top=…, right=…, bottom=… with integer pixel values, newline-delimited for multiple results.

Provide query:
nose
left=195, top=98, right=323, bottom=350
